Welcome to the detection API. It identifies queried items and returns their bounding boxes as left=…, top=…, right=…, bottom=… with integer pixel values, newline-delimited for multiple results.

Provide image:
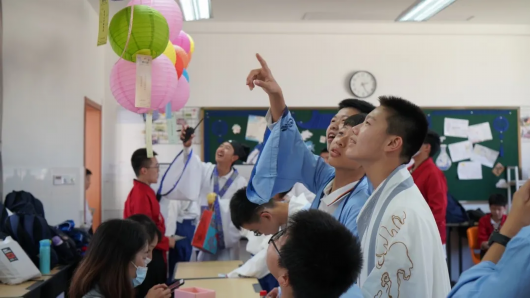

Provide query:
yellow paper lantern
left=162, top=41, right=176, bottom=65
left=187, top=34, right=195, bottom=54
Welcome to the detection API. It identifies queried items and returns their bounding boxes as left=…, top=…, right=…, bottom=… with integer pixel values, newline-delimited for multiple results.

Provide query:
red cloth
left=410, top=158, right=448, bottom=244
left=477, top=213, right=507, bottom=245
left=124, top=180, right=170, bottom=262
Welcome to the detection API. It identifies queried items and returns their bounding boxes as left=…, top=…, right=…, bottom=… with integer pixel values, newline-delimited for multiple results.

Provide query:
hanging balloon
left=127, top=0, right=183, bottom=43
left=187, top=34, right=195, bottom=54
left=110, top=55, right=178, bottom=114
left=159, top=75, right=189, bottom=113
left=182, top=69, right=189, bottom=82
left=174, top=45, right=189, bottom=78
left=109, top=5, right=169, bottom=62
left=172, top=31, right=191, bottom=54
left=162, top=41, right=176, bottom=65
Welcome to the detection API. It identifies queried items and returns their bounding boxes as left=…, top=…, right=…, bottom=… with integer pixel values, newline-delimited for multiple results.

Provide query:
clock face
left=349, top=71, right=377, bottom=98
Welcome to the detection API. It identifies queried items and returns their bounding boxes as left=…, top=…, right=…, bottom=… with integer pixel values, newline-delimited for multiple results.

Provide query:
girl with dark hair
left=127, top=214, right=165, bottom=298
left=69, top=219, right=170, bottom=298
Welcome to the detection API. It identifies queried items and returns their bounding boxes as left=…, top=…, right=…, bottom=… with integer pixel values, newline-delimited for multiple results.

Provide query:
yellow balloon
left=187, top=34, right=195, bottom=54
left=162, top=41, right=176, bottom=65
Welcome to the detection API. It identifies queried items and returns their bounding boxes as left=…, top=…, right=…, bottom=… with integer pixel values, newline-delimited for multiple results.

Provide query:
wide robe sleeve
left=154, top=147, right=214, bottom=202
left=361, top=206, right=442, bottom=298
left=246, top=108, right=334, bottom=205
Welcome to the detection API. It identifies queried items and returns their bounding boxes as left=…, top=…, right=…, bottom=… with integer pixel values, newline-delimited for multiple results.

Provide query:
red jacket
left=124, top=180, right=170, bottom=260
left=477, top=213, right=507, bottom=245
left=410, top=158, right=448, bottom=244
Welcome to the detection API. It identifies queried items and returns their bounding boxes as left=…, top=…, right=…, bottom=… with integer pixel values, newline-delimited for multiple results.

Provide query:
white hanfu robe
left=228, top=193, right=311, bottom=278
left=357, top=165, right=450, bottom=298
left=154, top=147, right=248, bottom=261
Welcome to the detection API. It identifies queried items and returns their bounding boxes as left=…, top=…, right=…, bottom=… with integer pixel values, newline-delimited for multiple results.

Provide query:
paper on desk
left=245, top=115, right=267, bottom=143
left=467, top=122, right=493, bottom=143
left=471, top=144, right=499, bottom=168
left=444, top=118, right=469, bottom=138
left=448, top=140, right=473, bottom=162
left=457, top=162, right=483, bottom=180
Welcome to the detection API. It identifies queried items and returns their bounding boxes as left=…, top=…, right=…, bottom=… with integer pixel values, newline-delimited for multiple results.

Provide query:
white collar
left=322, top=179, right=359, bottom=207
left=287, top=194, right=310, bottom=217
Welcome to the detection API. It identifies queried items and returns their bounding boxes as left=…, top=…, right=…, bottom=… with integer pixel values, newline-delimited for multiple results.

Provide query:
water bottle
left=39, top=239, right=51, bottom=274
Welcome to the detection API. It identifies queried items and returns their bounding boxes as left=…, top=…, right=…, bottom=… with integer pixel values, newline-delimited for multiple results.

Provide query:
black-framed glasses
left=268, top=228, right=288, bottom=256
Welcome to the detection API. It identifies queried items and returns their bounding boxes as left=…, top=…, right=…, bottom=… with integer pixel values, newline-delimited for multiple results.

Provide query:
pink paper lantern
left=127, top=0, right=183, bottom=43
left=171, top=31, right=191, bottom=54
left=110, top=55, right=178, bottom=114
left=159, top=75, right=189, bottom=113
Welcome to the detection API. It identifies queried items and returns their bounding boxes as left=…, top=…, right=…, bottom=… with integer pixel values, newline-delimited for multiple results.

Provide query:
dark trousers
left=168, top=219, right=195, bottom=282
left=135, top=249, right=167, bottom=298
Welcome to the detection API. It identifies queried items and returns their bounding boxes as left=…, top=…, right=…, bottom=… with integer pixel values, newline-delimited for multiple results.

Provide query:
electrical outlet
left=53, top=175, right=75, bottom=185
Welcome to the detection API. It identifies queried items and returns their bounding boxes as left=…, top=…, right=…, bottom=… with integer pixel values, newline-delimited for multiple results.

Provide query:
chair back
left=466, top=226, right=481, bottom=264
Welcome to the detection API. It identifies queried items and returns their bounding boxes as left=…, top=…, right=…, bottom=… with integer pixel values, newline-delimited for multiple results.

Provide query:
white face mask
left=145, top=257, right=152, bottom=266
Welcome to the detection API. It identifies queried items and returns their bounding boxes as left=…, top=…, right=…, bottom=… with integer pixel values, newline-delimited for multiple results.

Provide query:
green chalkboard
left=203, top=107, right=521, bottom=202
left=423, top=108, right=520, bottom=201
left=203, top=108, right=336, bottom=164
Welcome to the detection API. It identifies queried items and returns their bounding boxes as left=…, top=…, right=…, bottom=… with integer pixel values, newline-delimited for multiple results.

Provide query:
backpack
left=56, top=220, right=91, bottom=256
left=4, top=191, right=45, bottom=217
left=2, top=213, right=58, bottom=268
left=0, top=201, right=9, bottom=231
left=446, top=193, right=469, bottom=224
left=50, top=227, right=81, bottom=264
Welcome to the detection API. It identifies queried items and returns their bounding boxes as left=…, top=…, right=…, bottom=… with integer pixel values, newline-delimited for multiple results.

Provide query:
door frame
left=84, top=97, right=102, bottom=228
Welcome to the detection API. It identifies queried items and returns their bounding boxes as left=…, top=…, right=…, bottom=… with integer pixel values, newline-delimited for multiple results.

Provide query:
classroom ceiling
left=91, top=0, right=530, bottom=24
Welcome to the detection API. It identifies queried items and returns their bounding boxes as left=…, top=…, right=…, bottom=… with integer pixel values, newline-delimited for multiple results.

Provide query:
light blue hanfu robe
left=246, top=108, right=369, bottom=298
left=448, top=225, right=530, bottom=298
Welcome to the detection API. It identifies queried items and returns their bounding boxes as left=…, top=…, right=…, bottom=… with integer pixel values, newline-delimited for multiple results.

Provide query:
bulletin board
left=202, top=108, right=336, bottom=163
left=424, top=108, right=521, bottom=201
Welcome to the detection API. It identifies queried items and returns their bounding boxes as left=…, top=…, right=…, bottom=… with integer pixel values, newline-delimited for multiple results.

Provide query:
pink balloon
left=127, top=0, right=183, bottom=42
left=110, top=55, right=178, bottom=114
left=159, top=75, right=189, bottom=113
left=171, top=31, right=191, bottom=54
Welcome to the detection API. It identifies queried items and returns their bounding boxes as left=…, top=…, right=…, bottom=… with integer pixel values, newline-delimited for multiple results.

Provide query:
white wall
left=2, top=0, right=105, bottom=225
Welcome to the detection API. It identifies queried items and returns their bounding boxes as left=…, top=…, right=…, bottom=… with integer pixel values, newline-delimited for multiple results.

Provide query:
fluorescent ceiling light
left=397, top=0, right=456, bottom=22
left=179, top=0, right=212, bottom=21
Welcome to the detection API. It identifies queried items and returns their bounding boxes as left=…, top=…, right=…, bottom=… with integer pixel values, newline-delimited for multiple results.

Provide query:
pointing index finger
left=256, top=53, right=270, bottom=72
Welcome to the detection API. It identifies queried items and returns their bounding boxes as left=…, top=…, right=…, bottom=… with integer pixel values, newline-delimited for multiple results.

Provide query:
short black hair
left=127, top=214, right=162, bottom=244
left=488, top=194, right=507, bottom=207
left=131, top=148, right=158, bottom=177
left=230, top=187, right=290, bottom=230
left=279, top=210, right=362, bottom=298
left=343, top=113, right=367, bottom=127
left=338, top=99, right=375, bottom=114
left=320, top=148, right=328, bottom=154
left=424, top=130, right=441, bottom=158
left=86, top=169, right=92, bottom=176
left=378, top=96, right=428, bottom=162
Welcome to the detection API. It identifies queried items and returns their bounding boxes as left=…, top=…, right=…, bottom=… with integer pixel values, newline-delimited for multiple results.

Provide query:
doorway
left=84, top=97, right=102, bottom=231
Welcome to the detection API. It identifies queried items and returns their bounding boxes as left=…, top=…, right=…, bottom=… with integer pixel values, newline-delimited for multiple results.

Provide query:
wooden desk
left=182, top=278, right=260, bottom=298
left=0, top=265, right=74, bottom=298
left=175, top=261, right=242, bottom=279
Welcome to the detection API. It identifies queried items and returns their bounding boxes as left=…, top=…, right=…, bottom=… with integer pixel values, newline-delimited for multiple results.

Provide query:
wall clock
left=349, top=71, right=377, bottom=98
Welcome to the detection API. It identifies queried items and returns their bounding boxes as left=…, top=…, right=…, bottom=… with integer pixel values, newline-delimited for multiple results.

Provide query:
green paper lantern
left=109, top=5, right=169, bottom=62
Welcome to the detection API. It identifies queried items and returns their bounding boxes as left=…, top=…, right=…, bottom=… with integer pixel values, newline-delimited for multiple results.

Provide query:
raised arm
left=246, top=53, right=285, bottom=122
left=449, top=180, right=530, bottom=297
left=153, top=130, right=213, bottom=202
left=245, top=55, right=334, bottom=205
left=246, top=108, right=334, bottom=205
